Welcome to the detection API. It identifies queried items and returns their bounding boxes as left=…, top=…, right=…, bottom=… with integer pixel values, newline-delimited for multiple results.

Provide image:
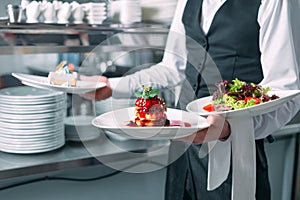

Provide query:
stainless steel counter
left=0, top=133, right=169, bottom=181
left=0, top=122, right=300, bottom=182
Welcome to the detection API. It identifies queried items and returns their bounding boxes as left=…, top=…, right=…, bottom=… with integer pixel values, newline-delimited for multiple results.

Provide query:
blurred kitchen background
left=0, top=0, right=299, bottom=200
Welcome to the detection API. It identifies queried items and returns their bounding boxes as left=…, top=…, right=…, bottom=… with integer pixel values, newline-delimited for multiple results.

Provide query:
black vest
left=182, top=0, right=263, bottom=101
left=165, top=2, right=271, bottom=200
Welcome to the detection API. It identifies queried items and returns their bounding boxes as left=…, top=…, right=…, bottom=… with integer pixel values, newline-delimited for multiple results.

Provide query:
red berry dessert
left=134, top=86, right=170, bottom=126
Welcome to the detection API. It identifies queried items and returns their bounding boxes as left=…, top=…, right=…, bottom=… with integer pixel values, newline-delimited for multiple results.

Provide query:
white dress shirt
left=109, top=0, right=300, bottom=197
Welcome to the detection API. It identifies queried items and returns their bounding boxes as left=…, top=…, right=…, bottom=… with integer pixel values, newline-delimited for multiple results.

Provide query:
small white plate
left=92, top=107, right=209, bottom=140
left=12, top=73, right=106, bottom=94
left=186, top=90, right=300, bottom=118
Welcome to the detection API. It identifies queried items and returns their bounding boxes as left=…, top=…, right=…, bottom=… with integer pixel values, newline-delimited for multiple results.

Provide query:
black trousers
left=164, top=139, right=271, bottom=200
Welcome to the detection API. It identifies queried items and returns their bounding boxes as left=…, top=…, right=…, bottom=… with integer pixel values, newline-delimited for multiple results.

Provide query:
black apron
left=165, top=0, right=271, bottom=199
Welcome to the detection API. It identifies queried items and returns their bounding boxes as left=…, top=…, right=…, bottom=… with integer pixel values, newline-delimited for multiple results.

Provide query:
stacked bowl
left=141, top=0, right=178, bottom=25
left=64, top=115, right=100, bottom=142
left=83, top=2, right=108, bottom=25
left=0, top=86, right=66, bottom=154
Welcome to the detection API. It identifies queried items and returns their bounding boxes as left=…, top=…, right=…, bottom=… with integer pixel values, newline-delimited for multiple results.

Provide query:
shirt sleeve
left=110, top=0, right=188, bottom=99
left=253, top=0, right=300, bottom=139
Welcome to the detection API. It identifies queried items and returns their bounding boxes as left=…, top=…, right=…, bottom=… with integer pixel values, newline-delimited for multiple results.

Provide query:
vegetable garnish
left=135, top=85, right=160, bottom=100
left=203, top=104, right=214, bottom=112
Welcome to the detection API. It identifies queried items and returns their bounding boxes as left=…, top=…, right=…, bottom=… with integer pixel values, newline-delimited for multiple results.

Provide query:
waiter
left=81, top=0, right=300, bottom=199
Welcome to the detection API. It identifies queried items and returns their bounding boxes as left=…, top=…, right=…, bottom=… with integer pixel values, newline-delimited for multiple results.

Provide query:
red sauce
left=126, top=120, right=191, bottom=127
left=169, top=120, right=191, bottom=127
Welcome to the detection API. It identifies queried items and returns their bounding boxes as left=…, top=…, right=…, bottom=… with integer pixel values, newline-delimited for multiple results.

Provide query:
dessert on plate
left=203, top=78, right=279, bottom=112
left=48, top=61, right=77, bottom=87
left=133, top=86, right=170, bottom=126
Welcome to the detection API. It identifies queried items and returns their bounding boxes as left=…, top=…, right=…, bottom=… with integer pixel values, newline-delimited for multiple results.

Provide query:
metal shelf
left=0, top=22, right=169, bottom=54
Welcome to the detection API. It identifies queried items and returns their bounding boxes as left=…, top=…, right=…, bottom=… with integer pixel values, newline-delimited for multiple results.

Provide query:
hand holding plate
left=79, top=75, right=112, bottom=101
left=173, top=114, right=231, bottom=144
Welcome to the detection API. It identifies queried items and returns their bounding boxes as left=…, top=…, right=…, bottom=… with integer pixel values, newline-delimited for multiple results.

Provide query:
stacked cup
left=119, top=0, right=141, bottom=25
left=83, top=2, right=107, bottom=25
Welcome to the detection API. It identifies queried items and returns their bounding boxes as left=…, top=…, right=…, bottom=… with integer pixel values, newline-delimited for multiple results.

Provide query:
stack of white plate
left=64, top=115, right=100, bottom=142
left=119, top=0, right=142, bottom=24
left=0, top=86, right=66, bottom=154
left=83, top=2, right=107, bottom=25
left=141, top=0, right=178, bottom=25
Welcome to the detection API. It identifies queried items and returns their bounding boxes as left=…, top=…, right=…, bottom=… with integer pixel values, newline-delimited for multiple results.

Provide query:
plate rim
left=186, top=89, right=300, bottom=117
left=92, top=107, right=210, bottom=140
left=12, top=73, right=106, bottom=94
left=0, top=85, right=64, bottom=99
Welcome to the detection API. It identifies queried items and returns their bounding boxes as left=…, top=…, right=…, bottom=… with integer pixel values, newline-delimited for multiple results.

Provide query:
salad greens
left=210, top=78, right=279, bottom=111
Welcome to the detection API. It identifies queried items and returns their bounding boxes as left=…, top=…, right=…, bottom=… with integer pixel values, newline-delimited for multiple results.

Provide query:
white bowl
left=64, top=115, right=100, bottom=142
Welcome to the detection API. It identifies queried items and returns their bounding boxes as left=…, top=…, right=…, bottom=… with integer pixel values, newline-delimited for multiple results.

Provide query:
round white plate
left=12, top=73, right=106, bottom=94
left=92, top=107, right=209, bottom=140
left=0, top=106, right=65, bottom=114
left=186, top=90, right=300, bottom=118
left=0, top=111, right=65, bottom=120
left=0, top=85, right=64, bottom=99
left=0, top=126, right=64, bottom=135
left=0, top=116, right=63, bottom=124
left=0, top=131, right=64, bottom=139
left=0, top=121, right=63, bottom=130
left=0, top=141, right=65, bottom=154
left=0, top=134, right=64, bottom=145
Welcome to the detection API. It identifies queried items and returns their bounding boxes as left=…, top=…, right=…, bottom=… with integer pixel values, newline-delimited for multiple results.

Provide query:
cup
left=7, top=4, right=23, bottom=23
left=41, top=1, right=55, bottom=23
left=20, top=0, right=29, bottom=10
left=26, top=1, right=41, bottom=23
left=71, top=1, right=84, bottom=24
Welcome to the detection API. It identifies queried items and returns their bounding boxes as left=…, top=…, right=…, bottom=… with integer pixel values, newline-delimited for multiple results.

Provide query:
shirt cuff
left=108, top=77, right=121, bottom=91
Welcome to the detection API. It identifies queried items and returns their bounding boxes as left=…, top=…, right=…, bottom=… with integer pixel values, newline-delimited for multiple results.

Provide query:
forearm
left=109, top=62, right=184, bottom=98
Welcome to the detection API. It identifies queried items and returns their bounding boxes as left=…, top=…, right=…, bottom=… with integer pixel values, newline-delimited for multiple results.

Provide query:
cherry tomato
left=244, top=97, right=260, bottom=104
left=253, top=98, right=261, bottom=104
left=203, top=104, right=214, bottom=112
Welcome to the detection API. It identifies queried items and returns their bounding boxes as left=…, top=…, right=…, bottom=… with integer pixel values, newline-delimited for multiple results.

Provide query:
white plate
left=12, top=73, right=106, bottom=94
left=0, top=134, right=64, bottom=145
left=0, top=120, right=63, bottom=130
left=0, top=106, right=65, bottom=114
left=0, top=85, right=64, bottom=99
left=0, top=131, right=64, bottom=139
left=186, top=90, right=300, bottom=118
left=0, top=110, right=65, bottom=120
left=0, top=102, right=65, bottom=110
left=0, top=97, right=65, bottom=105
left=0, top=141, right=65, bottom=154
left=0, top=126, right=64, bottom=135
left=0, top=116, right=63, bottom=124
left=92, top=107, right=209, bottom=140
